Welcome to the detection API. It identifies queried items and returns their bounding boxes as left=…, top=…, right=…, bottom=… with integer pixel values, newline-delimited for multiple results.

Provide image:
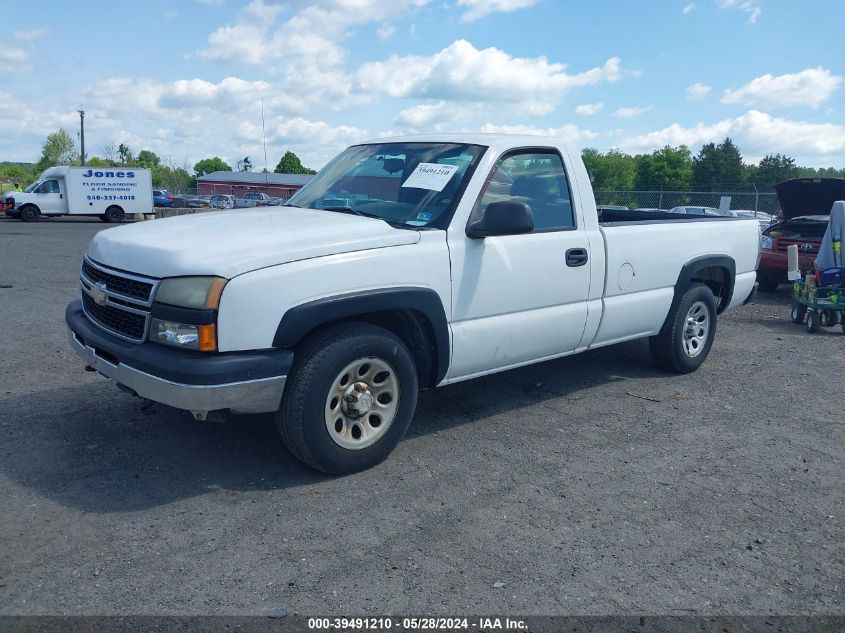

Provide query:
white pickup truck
left=66, top=134, right=760, bottom=473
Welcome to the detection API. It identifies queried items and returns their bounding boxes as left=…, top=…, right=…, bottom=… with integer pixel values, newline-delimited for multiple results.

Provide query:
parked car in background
left=235, top=191, right=282, bottom=208
left=757, top=178, right=845, bottom=291
left=153, top=189, right=174, bottom=208
left=185, top=195, right=212, bottom=209
left=734, top=209, right=777, bottom=229
left=210, top=194, right=235, bottom=209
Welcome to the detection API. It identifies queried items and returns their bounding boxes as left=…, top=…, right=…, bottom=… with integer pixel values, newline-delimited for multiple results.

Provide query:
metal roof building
left=196, top=171, right=313, bottom=198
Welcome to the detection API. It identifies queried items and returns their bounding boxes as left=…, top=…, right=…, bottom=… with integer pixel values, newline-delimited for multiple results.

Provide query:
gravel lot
left=0, top=216, right=842, bottom=616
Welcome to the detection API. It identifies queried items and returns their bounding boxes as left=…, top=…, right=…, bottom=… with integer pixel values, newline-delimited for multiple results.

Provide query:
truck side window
left=475, top=150, right=575, bottom=231
left=38, top=180, right=60, bottom=194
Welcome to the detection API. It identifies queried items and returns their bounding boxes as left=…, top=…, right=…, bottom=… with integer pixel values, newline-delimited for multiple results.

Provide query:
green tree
left=753, top=154, right=798, bottom=190
left=193, top=156, right=232, bottom=177
left=274, top=150, right=316, bottom=175
left=137, top=150, right=161, bottom=167
left=693, top=137, right=745, bottom=190
left=581, top=148, right=636, bottom=190
left=117, top=143, right=134, bottom=165
left=35, top=129, right=77, bottom=170
left=236, top=156, right=253, bottom=172
left=634, top=146, right=693, bottom=190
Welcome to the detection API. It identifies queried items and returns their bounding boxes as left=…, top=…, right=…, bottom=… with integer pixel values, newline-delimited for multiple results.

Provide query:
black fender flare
left=657, top=255, right=736, bottom=336
left=272, top=287, right=450, bottom=384
left=665, top=255, right=736, bottom=328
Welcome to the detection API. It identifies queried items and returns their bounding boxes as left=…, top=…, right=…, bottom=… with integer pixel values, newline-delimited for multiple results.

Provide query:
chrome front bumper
left=66, top=299, right=291, bottom=417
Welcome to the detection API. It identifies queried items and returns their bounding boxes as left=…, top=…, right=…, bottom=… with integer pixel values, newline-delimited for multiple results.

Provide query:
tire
left=19, top=205, right=39, bottom=222
left=649, top=283, right=717, bottom=374
left=841, top=319, right=845, bottom=336
left=757, top=276, right=779, bottom=293
left=276, top=322, right=419, bottom=474
left=806, top=310, right=820, bottom=333
left=791, top=302, right=807, bottom=324
left=102, top=206, right=124, bottom=223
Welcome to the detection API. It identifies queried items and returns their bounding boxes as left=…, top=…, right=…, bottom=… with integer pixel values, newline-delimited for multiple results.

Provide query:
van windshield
left=286, top=142, right=486, bottom=229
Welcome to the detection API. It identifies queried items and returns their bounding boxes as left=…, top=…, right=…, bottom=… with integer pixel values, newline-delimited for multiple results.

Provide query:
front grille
left=79, top=258, right=158, bottom=342
left=82, top=259, right=154, bottom=302
left=82, top=292, right=147, bottom=341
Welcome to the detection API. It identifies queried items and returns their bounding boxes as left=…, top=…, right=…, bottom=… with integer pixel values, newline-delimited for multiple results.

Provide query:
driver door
left=446, top=149, right=591, bottom=379
left=36, top=179, right=65, bottom=214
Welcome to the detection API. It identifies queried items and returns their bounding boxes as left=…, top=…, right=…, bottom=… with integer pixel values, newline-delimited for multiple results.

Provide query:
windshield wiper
left=321, top=206, right=383, bottom=220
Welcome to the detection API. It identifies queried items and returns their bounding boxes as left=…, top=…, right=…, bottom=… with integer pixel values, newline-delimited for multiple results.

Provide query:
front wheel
left=791, top=302, right=807, bottom=324
left=806, top=310, right=820, bottom=333
left=649, top=283, right=717, bottom=374
left=276, top=322, right=418, bottom=474
left=19, top=205, right=39, bottom=222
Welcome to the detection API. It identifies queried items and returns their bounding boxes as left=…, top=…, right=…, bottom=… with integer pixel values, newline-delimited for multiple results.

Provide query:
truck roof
left=359, top=133, right=576, bottom=153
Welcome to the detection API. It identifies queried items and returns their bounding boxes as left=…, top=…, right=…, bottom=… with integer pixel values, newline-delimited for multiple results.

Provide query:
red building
left=197, top=171, right=313, bottom=199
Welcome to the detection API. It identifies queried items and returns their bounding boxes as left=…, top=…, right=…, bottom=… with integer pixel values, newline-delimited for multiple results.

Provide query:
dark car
left=758, top=178, right=845, bottom=291
left=153, top=189, right=174, bottom=208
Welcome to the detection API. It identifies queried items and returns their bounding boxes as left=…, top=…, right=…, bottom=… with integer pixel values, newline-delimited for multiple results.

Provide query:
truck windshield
left=286, top=142, right=486, bottom=229
left=24, top=181, right=40, bottom=193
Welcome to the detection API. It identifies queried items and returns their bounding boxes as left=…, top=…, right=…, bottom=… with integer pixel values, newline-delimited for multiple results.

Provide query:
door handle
left=565, top=248, right=588, bottom=267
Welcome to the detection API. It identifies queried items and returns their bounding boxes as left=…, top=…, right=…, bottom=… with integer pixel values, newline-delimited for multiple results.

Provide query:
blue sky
left=1, top=0, right=843, bottom=169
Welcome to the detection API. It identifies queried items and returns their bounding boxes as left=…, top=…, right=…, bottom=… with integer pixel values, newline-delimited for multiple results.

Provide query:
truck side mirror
left=466, top=200, right=534, bottom=239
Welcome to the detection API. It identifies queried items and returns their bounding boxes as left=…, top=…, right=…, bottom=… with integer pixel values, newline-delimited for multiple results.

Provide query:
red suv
left=758, top=178, right=845, bottom=291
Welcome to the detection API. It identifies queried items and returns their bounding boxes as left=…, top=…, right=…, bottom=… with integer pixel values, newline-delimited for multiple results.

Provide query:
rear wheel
left=276, top=322, right=418, bottom=474
left=19, top=205, right=39, bottom=222
left=649, top=283, right=717, bottom=374
left=791, top=302, right=807, bottom=324
left=102, top=206, right=124, bottom=223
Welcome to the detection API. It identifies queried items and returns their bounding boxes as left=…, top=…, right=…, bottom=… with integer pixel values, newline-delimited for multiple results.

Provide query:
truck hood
left=775, top=178, right=845, bottom=220
left=87, top=206, right=421, bottom=279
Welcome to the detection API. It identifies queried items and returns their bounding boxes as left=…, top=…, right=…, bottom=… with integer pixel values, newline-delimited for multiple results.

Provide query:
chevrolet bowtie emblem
left=90, top=282, right=108, bottom=306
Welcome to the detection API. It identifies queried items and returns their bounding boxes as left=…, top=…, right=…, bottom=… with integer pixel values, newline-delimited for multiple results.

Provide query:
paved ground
left=0, top=216, right=842, bottom=616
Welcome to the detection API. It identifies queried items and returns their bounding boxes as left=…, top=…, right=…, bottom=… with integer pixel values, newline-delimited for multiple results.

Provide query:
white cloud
left=722, top=67, right=842, bottom=108
left=682, top=3, right=696, bottom=14
left=686, top=82, right=712, bottom=101
left=457, top=0, right=539, bottom=22
left=619, top=110, right=845, bottom=162
left=376, top=23, right=395, bottom=39
left=717, top=0, right=761, bottom=23
left=613, top=105, right=652, bottom=118
left=199, top=0, right=429, bottom=67
left=358, top=40, right=621, bottom=115
left=480, top=123, right=598, bottom=145
left=397, top=101, right=453, bottom=128
left=575, top=102, right=604, bottom=116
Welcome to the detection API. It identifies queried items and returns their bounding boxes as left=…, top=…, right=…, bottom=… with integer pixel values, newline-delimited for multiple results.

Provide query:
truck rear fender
left=272, top=287, right=450, bottom=388
left=661, top=256, right=736, bottom=332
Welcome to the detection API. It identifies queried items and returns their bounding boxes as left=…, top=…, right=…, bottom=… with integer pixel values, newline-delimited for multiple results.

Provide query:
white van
left=3, top=166, right=153, bottom=223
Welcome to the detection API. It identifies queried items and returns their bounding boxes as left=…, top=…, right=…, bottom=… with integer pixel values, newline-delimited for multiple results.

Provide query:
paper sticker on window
left=401, top=163, right=459, bottom=192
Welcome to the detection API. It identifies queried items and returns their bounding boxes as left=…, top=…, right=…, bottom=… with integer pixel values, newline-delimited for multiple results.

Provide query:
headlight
left=155, top=276, right=226, bottom=309
left=760, top=235, right=773, bottom=250
left=150, top=319, right=217, bottom=352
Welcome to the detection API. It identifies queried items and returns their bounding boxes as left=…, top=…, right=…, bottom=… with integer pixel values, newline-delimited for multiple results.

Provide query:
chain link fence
left=594, top=189, right=781, bottom=217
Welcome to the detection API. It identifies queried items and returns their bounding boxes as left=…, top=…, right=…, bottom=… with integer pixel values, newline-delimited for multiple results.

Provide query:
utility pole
left=78, top=109, right=86, bottom=165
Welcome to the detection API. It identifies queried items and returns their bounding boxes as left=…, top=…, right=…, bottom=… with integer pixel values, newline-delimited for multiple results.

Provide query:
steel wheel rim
left=682, top=300, right=710, bottom=358
left=324, top=357, right=400, bottom=450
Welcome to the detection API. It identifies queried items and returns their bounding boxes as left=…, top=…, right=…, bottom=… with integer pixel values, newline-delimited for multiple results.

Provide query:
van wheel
left=649, top=283, right=717, bottom=374
left=276, top=322, right=418, bottom=475
left=103, top=206, right=124, bottom=223
left=20, top=205, right=39, bottom=222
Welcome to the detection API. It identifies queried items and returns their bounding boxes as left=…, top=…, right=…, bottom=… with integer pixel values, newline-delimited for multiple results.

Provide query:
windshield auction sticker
left=401, top=163, right=459, bottom=192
